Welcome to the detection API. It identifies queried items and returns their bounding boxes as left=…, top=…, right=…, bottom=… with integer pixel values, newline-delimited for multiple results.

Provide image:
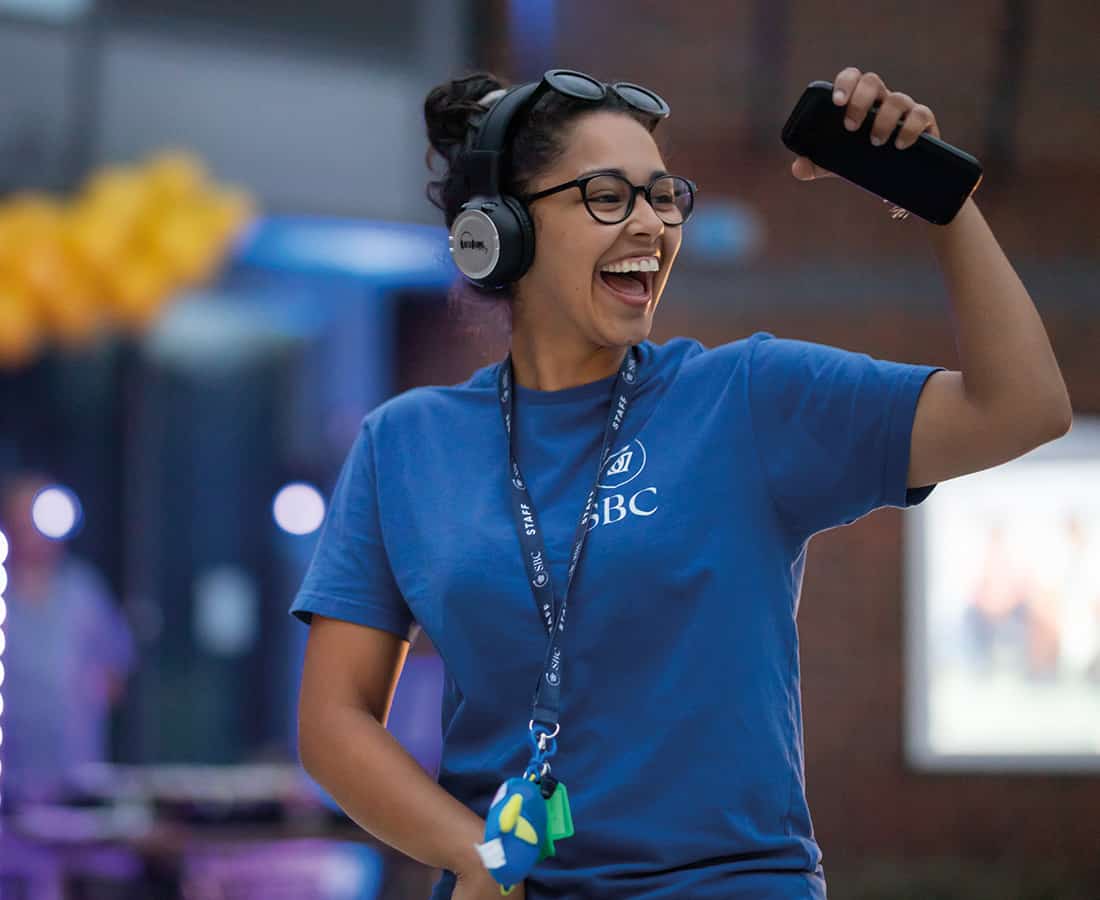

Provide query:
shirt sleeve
left=747, top=332, right=944, bottom=541
left=77, top=562, right=135, bottom=677
left=290, top=419, right=416, bottom=640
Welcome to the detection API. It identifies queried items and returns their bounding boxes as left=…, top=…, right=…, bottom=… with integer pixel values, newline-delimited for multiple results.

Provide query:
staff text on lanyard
left=497, top=347, right=641, bottom=739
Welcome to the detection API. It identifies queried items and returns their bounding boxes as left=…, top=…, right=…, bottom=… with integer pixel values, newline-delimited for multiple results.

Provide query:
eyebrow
left=579, top=167, right=669, bottom=180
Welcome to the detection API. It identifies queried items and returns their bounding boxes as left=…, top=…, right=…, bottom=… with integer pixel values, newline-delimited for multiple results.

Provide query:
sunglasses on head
left=538, top=69, right=671, bottom=120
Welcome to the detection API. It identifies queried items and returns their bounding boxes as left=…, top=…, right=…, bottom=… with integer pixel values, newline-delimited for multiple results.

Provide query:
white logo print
left=598, top=439, right=647, bottom=490
left=622, top=352, right=637, bottom=384
left=606, top=450, right=632, bottom=478
left=546, top=648, right=561, bottom=686
left=530, top=550, right=549, bottom=588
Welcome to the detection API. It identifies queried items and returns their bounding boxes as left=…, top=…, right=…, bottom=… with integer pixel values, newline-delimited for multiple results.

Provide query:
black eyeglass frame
left=520, top=171, right=698, bottom=226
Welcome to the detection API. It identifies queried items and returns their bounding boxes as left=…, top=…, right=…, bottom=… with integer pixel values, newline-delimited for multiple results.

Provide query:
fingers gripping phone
left=781, top=80, right=983, bottom=225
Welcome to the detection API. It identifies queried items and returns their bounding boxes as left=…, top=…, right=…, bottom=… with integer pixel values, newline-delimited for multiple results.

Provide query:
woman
left=292, top=66, right=1071, bottom=899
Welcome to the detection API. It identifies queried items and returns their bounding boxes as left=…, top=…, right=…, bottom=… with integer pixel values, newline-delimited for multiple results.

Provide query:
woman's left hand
left=791, top=67, right=942, bottom=181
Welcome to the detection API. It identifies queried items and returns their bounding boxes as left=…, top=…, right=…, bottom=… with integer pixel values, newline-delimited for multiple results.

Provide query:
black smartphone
left=781, top=80, right=983, bottom=225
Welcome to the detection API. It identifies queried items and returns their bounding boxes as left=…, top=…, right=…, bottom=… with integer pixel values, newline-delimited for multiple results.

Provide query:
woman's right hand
left=452, top=863, right=526, bottom=900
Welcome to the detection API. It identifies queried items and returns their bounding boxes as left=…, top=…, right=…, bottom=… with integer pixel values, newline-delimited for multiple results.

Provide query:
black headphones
left=447, top=81, right=548, bottom=291
left=448, top=71, right=673, bottom=290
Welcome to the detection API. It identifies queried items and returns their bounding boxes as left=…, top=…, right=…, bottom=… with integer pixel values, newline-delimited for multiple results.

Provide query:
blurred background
left=0, top=1, right=1097, bottom=898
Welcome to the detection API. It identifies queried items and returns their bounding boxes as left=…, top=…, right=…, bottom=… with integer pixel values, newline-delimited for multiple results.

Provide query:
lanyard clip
left=524, top=721, right=559, bottom=783
left=529, top=719, right=560, bottom=752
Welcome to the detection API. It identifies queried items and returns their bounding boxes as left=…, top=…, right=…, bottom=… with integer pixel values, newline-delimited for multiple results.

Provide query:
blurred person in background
left=1056, top=512, right=1100, bottom=683
left=292, top=66, right=1071, bottom=900
left=0, top=471, right=135, bottom=805
left=963, top=523, right=1034, bottom=676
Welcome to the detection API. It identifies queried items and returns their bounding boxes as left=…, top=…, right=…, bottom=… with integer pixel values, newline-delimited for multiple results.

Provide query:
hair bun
left=424, top=72, right=508, bottom=227
left=424, top=72, right=507, bottom=166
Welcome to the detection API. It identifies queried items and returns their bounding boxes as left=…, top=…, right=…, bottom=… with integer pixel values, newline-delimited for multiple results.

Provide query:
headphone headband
left=462, top=81, right=545, bottom=199
left=447, top=77, right=552, bottom=289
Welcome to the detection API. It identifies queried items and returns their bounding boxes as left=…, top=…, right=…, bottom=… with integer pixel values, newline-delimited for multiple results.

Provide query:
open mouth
left=598, top=269, right=652, bottom=302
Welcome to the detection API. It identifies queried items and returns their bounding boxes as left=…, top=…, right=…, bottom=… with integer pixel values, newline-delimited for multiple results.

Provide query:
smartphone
left=781, top=80, right=983, bottom=225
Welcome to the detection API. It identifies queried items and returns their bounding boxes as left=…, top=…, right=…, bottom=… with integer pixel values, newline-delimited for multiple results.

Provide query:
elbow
left=1051, top=409, right=1073, bottom=440
left=1043, top=391, right=1073, bottom=441
left=1027, top=397, right=1072, bottom=449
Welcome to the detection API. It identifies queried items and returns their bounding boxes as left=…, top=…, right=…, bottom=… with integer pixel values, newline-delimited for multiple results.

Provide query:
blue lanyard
left=497, top=347, right=641, bottom=736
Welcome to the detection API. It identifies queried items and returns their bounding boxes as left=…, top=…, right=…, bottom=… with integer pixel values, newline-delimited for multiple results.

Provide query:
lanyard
left=497, top=346, right=641, bottom=736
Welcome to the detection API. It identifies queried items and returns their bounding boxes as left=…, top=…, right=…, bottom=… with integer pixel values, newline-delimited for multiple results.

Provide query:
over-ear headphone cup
left=498, top=195, right=535, bottom=286
left=448, top=195, right=536, bottom=289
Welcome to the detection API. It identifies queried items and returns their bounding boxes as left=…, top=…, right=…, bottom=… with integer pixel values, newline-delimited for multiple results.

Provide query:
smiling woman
left=422, top=71, right=685, bottom=385
left=291, top=64, right=1069, bottom=900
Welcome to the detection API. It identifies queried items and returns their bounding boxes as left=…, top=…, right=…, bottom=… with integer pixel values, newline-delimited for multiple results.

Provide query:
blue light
left=509, top=0, right=556, bottom=80
left=234, top=217, right=455, bottom=291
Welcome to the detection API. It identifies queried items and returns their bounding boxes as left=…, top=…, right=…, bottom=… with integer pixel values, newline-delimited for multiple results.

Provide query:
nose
left=627, top=186, right=666, bottom=235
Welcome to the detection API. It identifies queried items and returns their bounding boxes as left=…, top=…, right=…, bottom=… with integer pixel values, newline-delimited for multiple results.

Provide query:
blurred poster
left=0, top=0, right=91, bottom=21
left=905, top=416, right=1100, bottom=771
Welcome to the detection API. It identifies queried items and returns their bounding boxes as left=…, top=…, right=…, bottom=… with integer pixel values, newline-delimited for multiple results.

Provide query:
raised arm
left=793, top=67, right=1072, bottom=489
left=906, top=197, right=1071, bottom=487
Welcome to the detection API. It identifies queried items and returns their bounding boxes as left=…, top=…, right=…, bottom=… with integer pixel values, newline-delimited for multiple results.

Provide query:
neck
left=509, top=328, right=629, bottom=391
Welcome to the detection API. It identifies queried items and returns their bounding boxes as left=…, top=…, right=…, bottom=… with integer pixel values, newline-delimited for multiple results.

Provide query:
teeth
left=599, top=257, right=659, bottom=274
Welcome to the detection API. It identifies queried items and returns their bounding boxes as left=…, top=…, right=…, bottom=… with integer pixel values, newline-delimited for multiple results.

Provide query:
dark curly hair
left=423, top=70, right=666, bottom=336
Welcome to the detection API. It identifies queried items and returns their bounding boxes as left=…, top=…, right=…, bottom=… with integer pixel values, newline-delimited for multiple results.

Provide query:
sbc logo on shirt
left=588, top=439, right=658, bottom=531
left=598, top=440, right=646, bottom=489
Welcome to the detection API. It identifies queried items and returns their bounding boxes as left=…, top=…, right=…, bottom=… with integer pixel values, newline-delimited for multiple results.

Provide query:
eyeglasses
left=540, top=68, right=671, bottom=121
left=521, top=171, right=697, bottom=226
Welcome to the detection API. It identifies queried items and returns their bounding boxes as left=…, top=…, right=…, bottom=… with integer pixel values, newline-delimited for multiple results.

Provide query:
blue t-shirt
left=291, top=332, right=942, bottom=899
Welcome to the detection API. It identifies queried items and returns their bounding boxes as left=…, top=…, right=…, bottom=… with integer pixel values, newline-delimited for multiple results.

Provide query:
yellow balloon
left=82, top=169, right=150, bottom=228
left=0, top=154, right=253, bottom=349
left=0, top=279, right=44, bottom=368
left=151, top=206, right=222, bottom=285
left=35, top=248, right=107, bottom=348
left=144, top=151, right=208, bottom=204
left=104, top=254, right=175, bottom=332
left=16, top=235, right=71, bottom=309
left=3, top=193, right=64, bottom=232
left=0, top=217, right=17, bottom=271
left=64, top=207, right=129, bottom=275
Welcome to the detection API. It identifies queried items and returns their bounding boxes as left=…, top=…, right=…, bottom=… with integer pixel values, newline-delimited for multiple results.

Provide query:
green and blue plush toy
left=475, top=776, right=547, bottom=893
left=474, top=728, right=575, bottom=894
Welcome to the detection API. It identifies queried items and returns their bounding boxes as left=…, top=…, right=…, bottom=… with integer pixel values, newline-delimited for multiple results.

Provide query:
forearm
left=923, top=197, right=1071, bottom=427
left=299, top=703, right=484, bottom=876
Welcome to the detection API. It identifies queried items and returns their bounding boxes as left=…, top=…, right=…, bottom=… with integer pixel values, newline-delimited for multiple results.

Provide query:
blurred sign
left=906, top=415, right=1100, bottom=772
left=0, top=0, right=91, bottom=21
left=677, top=199, right=766, bottom=264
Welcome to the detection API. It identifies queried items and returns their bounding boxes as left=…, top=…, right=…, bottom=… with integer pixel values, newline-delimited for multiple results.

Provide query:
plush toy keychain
left=474, top=725, right=575, bottom=894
